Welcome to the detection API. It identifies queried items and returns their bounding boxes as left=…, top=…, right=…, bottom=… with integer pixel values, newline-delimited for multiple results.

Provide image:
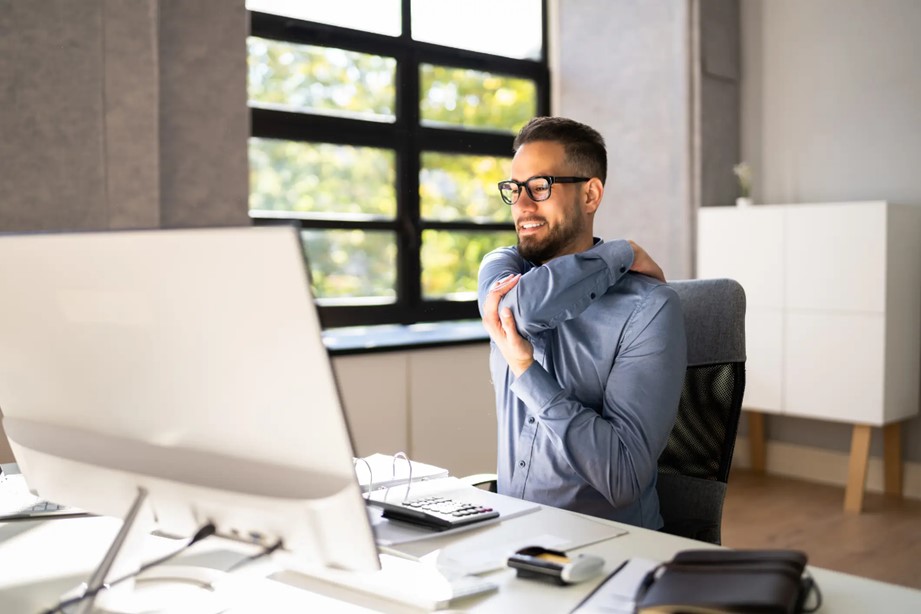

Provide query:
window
left=247, top=1, right=548, bottom=328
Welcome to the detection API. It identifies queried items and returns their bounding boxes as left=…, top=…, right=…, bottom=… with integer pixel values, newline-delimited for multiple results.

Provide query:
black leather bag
left=634, top=549, right=822, bottom=614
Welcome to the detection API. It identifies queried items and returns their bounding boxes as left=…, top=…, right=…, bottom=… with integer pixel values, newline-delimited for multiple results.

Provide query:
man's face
left=510, top=141, right=593, bottom=264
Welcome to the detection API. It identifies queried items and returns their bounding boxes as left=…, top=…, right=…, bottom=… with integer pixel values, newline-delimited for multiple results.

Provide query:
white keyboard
left=288, top=552, right=499, bottom=610
left=0, top=469, right=86, bottom=521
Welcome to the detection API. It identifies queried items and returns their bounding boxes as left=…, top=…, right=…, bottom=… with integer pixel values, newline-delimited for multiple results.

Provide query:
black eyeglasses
left=497, top=176, right=590, bottom=206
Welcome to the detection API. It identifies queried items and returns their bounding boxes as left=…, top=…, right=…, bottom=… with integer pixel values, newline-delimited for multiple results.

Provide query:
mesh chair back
left=659, top=362, right=745, bottom=482
left=656, top=278, right=746, bottom=544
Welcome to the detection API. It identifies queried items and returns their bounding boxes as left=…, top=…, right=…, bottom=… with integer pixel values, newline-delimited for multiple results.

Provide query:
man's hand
left=628, top=240, right=666, bottom=282
left=481, top=274, right=534, bottom=377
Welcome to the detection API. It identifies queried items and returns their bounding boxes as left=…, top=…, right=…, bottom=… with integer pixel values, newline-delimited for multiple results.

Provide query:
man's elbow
left=504, top=299, right=553, bottom=338
left=607, top=457, right=654, bottom=508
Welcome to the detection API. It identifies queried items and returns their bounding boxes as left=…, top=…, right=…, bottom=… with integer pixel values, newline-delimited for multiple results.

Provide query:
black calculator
left=371, top=495, right=500, bottom=531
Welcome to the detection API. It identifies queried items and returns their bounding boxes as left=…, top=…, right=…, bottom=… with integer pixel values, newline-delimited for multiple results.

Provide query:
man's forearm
left=499, top=241, right=634, bottom=337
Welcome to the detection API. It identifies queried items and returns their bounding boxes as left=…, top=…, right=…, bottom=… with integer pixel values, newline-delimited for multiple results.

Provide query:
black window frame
left=247, top=2, right=550, bottom=328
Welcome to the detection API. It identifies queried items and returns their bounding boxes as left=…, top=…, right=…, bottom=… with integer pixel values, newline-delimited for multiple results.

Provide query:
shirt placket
left=510, top=334, right=546, bottom=497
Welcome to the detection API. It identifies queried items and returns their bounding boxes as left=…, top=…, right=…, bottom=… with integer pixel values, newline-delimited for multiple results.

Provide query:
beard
left=516, top=207, right=586, bottom=264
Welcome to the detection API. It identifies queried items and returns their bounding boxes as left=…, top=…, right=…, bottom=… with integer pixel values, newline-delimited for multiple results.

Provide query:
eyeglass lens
left=499, top=177, right=552, bottom=205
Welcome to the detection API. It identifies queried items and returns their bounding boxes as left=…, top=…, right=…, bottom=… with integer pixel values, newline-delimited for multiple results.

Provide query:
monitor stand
left=61, top=488, right=229, bottom=614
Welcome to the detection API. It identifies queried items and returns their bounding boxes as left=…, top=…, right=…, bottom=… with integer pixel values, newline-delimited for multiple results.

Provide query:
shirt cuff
left=595, top=239, right=635, bottom=277
left=510, top=362, right=564, bottom=413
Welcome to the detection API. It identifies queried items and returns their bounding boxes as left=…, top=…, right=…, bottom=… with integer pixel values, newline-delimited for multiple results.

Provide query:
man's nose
left=515, top=192, right=538, bottom=210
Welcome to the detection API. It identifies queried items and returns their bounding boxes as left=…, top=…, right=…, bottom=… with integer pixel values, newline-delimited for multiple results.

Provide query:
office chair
left=656, top=278, right=746, bottom=545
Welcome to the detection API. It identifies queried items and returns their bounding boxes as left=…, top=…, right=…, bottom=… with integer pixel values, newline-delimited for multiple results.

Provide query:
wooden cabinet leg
left=844, top=424, right=872, bottom=513
left=747, top=410, right=767, bottom=473
left=883, top=422, right=903, bottom=497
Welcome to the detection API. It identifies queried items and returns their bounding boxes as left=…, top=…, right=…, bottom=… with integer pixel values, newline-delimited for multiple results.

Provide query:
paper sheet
left=571, top=557, right=660, bottom=614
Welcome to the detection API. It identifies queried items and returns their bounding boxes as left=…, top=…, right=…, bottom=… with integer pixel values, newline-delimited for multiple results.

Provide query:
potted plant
left=733, top=162, right=753, bottom=207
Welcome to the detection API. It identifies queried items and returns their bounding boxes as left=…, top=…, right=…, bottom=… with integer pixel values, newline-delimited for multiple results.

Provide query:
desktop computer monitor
left=0, top=226, right=380, bottom=576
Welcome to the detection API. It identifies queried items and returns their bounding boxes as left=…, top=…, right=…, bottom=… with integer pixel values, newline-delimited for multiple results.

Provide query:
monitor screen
left=0, top=226, right=379, bottom=573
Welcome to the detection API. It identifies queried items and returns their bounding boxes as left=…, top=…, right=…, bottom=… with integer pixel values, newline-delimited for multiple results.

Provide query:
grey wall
left=740, top=0, right=921, bottom=462
left=0, top=0, right=249, bottom=232
left=553, top=0, right=695, bottom=281
left=742, top=0, right=921, bottom=207
left=553, top=0, right=740, bottom=281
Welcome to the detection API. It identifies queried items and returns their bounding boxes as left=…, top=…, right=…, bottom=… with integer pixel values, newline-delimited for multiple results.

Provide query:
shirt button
left=527, top=416, right=536, bottom=424
left=518, top=460, right=526, bottom=468
left=590, top=292, right=596, bottom=299
left=619, top=265, right=626, bottom=273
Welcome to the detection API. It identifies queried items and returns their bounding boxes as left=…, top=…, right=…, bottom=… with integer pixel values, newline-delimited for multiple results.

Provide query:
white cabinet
left=698, top=201, right=921, bottom=511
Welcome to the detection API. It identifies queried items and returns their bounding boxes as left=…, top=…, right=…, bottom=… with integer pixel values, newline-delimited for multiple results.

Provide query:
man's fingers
left=500, top=307, right=516, bottom=335
left=482, top=292, right=502, bottom=334
left=489, top=273, right=521, bottom=297
left=483, top=274, right=522, bottom=343
left=627, top=240, right=666, bottom=282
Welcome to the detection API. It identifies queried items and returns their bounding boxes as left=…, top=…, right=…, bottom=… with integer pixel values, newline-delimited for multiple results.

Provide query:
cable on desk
left=223, top=538, right=284, bottom=574
left=39, top=523, right=217, bottom=614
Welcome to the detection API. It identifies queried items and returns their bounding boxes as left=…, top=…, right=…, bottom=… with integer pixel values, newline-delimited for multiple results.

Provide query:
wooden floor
left=722, top=469, right=921, bottom=590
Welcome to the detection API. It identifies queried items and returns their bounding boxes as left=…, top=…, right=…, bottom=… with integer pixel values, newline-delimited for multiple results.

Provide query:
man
left=477, top=116, right=687, bottom=529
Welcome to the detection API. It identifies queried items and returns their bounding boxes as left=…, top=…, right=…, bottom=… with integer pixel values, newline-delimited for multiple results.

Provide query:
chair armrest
left=459, top=473, right=498, bottom=492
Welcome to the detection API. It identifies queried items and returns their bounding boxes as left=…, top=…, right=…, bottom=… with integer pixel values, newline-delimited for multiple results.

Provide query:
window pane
left=249, top=138, right=396, bottom=219
left=246, top=0, right=401, bottom=37
left=420, top=64, right=537, bottom=133
left=411, top=0, right=542, bottom=60
left=302, top=230, right=397, bottom=304
left=420, top=153, right=512, bottom=223
left=248, top=37, right=396, bottom=122
left=421, top=230, right=517, bottom=300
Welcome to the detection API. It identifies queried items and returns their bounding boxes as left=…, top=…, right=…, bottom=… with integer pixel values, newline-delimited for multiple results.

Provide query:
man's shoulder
left=600, top=275, right=683, bottom=328
left=613, top=273, right=679, bottom=303
left=581, top=275, right=678, bottom=328
left=481, top=245, right=520, bottom=266
left=484, top=245, right=519, bottom=258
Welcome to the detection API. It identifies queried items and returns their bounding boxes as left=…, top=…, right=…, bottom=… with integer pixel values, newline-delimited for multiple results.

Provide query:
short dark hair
left=512, top=116, right=607, bottom=185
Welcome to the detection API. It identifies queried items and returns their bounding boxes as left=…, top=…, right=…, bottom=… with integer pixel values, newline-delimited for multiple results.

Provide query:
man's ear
left=584, top=178, right=604, bottom=215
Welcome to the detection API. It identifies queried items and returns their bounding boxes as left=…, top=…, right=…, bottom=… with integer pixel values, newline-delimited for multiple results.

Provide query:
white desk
left=2, top=501, right=920, bottom=614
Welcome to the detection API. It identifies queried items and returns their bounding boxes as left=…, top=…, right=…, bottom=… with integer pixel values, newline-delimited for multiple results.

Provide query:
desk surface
left=2, top=501, right=920, bottom=613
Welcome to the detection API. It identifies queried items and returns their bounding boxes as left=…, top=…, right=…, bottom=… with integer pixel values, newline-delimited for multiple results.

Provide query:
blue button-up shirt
left=477, top=239, right=687, bottom=529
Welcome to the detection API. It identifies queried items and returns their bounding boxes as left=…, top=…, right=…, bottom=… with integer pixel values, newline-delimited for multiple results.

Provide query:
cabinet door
left=743, top=309, right=784, bottom=412
left=699, top=207, right=784, bottom=414
left=409, top=345, right=497, bottom=477
left=784, top=203, right=886, bottom=313
left=333, top=353, right=409, bottom=457
left=784, top=312, right=885, bottom=424
left=698, top=207, right=784, bottom=310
